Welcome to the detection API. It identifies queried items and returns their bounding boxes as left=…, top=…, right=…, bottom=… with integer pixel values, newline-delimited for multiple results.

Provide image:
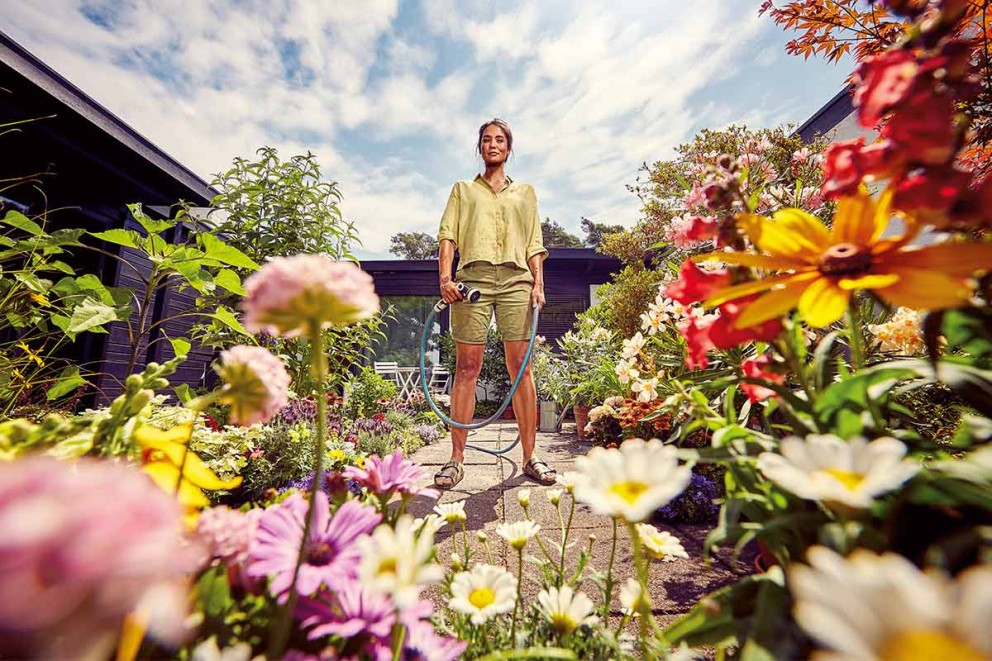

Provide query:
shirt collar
left=474, top=173, right=513, bottom=194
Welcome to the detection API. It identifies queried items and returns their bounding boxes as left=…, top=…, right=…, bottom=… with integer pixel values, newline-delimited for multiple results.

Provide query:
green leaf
left=2, top=210, right=43, bottom=236
left=200, top=232, right=260, bottom=270
left=128, top=203, right=175, bottom=235
left=940, top=308, right=992, bottom=359
left=174, top=383, right=193, bottom=405
left=476, top=648, right=577, bottom=660
left=66, top=297, right=120, bottom=337
left=47, top=366, right=88, bottom=400
left=214, top=268, right=245, bottom=295
left=168, top=336, right=191, bottom=357
left=90, top=228, right=139, bottom=248
left=210, top=306, right=248, bottom=336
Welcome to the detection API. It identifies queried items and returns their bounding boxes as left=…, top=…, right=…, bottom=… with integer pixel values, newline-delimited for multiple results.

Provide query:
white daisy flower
left=635, top=524, right=689, bottom=561
left=517, top=489, right=531, bottom=508
left=546, top=489, right=563, bottom=505
left=356, top=516, right=444, bottom=607
left=621, top=332, right=646, bottom=360
left=556, top=471, right=581, bottom=494
left=757, top=435, right=920, bottom=510
left=433, top=500, right=467, bottom=524
left=412, top=513, right=448, bottom=537
left=619, top=578, right=651, bottom=617
left=495, top=520, right=540, bottom=551
left=631, top=377, right=660, bottom=403
left=536, top=585, right=599, bottom=635
left=574, top=438, right=691, bottom=522
left=790, top=546, right=992, bottom=660
left=449, top=564, right=518, bottom=624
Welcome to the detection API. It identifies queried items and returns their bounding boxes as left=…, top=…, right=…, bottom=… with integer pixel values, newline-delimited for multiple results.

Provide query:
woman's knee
left=455, top=354, right=483, bottom=380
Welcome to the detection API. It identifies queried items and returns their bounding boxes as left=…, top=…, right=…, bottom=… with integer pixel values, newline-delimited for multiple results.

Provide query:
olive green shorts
left=451, top=261, right=535, bottom=344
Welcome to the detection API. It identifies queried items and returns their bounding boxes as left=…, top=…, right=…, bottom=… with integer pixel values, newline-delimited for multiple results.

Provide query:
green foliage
left=237, top=421, right=320, bottom=501
left=541, top=218, right=583, bottom=248
left=345, top=367, right=398, bottom=418
left=552, top=317, right=621, bottom=408
left=589, top=265, right=668, bottom=338
left=208, top=146, right=359, bottom=263
left=388, top=230, right=437, bottom=259
left=580, top=217, right=625, bottom=249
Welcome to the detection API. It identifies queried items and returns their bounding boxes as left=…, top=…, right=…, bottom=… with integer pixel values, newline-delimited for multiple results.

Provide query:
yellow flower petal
left=874, top=269, right=972, bottom=310
left=798, top=277, right=851, bottom=328
left=734, top=274, right=818, bottom=328
left=116, top=609, right=147, bottom=661
left=695, top=251, right=809, bottom=271
left=141, top=462, right=210, bottom=508
left=133, top=421, right=194, bottom=448
left=831, top=189, right=886, bottom=246
left=744, top=212, right=822, bottom=261
left=771, top=208, right=832, bottom=252
left=837, top=273, right=901, bottom=291
left=881, top=243, right=992, bottom=277
left=704, top=273, right=802, bottom=308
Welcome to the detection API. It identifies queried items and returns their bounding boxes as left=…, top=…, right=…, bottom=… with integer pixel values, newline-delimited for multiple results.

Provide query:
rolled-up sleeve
left=437, top=184, right=460, bottom=247
left=525, top=185, right=548, bottom=261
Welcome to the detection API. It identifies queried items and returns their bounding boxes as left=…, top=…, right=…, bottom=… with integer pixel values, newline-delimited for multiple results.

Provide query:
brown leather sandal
left=434, top=461, right=464, bottom=489
left=523, top=457, right=557, bottom=485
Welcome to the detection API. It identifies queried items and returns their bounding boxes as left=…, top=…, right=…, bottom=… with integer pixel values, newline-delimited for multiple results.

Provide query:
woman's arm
left=528, top=253, right=545, bottom=309
left=439, top=239, right=461, bottom=304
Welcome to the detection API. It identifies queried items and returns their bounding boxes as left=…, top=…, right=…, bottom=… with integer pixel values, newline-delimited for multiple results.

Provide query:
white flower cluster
left=868, top=307, right=926, bottom=355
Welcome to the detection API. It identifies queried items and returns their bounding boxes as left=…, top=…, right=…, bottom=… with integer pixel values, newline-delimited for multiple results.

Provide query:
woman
left=434, top=118, right=557, bottom=489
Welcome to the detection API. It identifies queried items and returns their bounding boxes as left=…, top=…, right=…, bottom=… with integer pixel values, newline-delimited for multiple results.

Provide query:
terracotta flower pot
left=501, top=406, right=515, bottom=420
left=573, top=405, right=590, bottom=441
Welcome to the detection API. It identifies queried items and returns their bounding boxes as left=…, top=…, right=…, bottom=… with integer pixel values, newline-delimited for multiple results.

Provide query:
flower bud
left=518, top=489, right=531, bottom=509
left=128, top=389, right=153, bottom=415
left=450, top=553, right=463, bottom=571
left=125, top=374, right=143, bottom=392
left=476, top=531, right=488, bottom=543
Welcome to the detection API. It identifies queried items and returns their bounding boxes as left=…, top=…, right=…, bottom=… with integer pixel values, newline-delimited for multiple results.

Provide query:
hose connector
left=434, top=281, right=482, bottom=312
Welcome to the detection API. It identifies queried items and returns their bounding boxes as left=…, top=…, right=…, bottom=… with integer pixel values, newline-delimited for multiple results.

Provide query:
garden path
left=405, top=420, right=755, bottom=628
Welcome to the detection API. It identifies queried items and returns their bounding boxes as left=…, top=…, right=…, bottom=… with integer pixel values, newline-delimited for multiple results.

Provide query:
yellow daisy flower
left=698, top=188, right=992, bottom=328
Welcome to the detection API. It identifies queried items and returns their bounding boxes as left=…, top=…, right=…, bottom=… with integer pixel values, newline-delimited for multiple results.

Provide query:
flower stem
left=557, top=497, right=572, bottom=586
left=510, top=548, right=524, bottom=646
left=391, top=622, right=406, bottom=660
left=847, top=301, right=866, bottom=371
left=627, top=521, right=650, bottom=659
left=268, top=320, right=328, bottom=659
left=603, top=518, right=618, bottom=621
left=461, top=521, right=471, bottom=565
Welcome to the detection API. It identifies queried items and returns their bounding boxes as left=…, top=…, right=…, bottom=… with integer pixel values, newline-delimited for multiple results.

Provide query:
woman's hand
left=531, top=282, right=546, bottom=309
left=440, top=280, right=463, bottom=304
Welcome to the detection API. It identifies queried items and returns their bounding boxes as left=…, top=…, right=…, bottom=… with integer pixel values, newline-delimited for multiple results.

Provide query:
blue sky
left=2, top=1, right=852, bottom=259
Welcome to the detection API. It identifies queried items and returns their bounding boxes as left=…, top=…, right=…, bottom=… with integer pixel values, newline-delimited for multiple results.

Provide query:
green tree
left=388, top=231, right=437, bottom=259
left=540, top=218, right=583, bottom=247
left=208, top=147, right=359, bottom=264
left=580, top=217, right=624, bottom=248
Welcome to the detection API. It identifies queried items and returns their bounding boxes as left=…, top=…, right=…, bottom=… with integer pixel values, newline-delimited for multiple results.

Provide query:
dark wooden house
left=1, top=30, right=217, bottom=403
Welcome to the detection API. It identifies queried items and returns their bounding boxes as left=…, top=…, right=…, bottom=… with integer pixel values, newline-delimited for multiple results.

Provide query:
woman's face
left=479, top=124, right=510, bottom=166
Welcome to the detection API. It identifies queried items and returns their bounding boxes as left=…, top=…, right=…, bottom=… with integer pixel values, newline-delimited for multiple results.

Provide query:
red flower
left=709, top=297, right=783, bottom=350
left=679, top=317, right=715, bottom=370
left=893, top=166, right=970, bottom=218
left=686, top=216, right=719, bottom=243
left=853, top=50, right=920, bottom=129
left=664, top=260, right=732, bottom=305
left=740, top=354, right=786, bottom=403
left=821, top=138, right=901, bottom=198
left=881, top=91, right=957, bottom=165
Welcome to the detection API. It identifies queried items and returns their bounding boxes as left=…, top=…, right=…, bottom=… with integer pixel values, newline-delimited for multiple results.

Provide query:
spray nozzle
left=434, top=281, right=482, bottom=312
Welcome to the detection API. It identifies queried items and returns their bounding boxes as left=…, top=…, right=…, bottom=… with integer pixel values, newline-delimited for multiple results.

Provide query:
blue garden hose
left=418, top=286, right=540, bottom=457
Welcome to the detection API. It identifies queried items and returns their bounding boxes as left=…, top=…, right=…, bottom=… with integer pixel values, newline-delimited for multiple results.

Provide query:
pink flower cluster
left=243, top=255, right=380, bottom=337
left=195, top=505, right=260, bottom=567
left=217, top=345, right=291, bottom=425
left=0, top=457, right=196, bottom=660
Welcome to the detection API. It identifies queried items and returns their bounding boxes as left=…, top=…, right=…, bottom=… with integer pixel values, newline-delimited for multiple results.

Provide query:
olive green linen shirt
left=437, top=175, right=548, bottom=274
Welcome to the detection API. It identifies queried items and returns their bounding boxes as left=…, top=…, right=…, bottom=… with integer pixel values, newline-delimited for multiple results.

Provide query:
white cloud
left=1, top=0, right=850, bottom=256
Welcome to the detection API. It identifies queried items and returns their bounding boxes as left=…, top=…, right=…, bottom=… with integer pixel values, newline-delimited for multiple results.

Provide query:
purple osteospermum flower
left=301, top=581, right=396, bottom=641
left=246, top=492, right=381, bottom=601
left=343, top=449, right=439, bottom=499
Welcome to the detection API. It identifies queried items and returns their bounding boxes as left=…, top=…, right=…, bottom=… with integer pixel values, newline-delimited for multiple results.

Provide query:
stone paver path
left=406, top=419, right=754, bottom=627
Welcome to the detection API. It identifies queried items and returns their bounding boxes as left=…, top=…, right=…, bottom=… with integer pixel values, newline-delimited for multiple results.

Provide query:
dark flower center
left=818, top=243, right=873, bottom=276
left=305, top=540, right=336, bottom=566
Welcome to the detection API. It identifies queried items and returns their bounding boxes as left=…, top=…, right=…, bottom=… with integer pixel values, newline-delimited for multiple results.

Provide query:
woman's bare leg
left=449, top=342, right=484, bottom=463
left=504, top=340, right=537, bottom=464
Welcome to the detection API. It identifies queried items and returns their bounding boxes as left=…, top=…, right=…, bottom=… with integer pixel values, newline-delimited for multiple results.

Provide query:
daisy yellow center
left=820, top=468, right=866, bottom=491
left=818, top=242, right=873, bottom=276
left=376, top=557, right=397, bottom=576
left=550, top=613, right=578, bottom=635
left=609, top=480, right=649, bottom=504
left=879, top=629, right=985, bottom=661
left=468, top=587, right=496, bottom=609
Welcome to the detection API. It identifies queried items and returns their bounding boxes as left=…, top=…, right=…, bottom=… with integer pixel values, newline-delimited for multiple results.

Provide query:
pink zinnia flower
left=216, top=345, right=291, bottom=425
left=246, top=493, right=381, bottom=602
left=343, top=449, right=440, bottom=500
left=242, top=255, right=380, bottom=337
left=301, top=581, right=396, bottom=641
left=0, top=457, right=195, bottom=660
